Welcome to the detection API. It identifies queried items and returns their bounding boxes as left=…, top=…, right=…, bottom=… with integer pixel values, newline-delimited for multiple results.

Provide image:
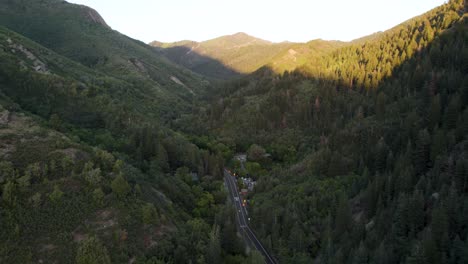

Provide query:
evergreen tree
left=352, top=242, right=369, bottom=264
left=248, top=250, right=265, bottom=264
left=49, top=184, right=64, bottom=203
left=76, top=236, right=111, bottom=264
left=414, top=129, right=431, bottom=176
left=111, top=174, right=131, bottom=199
left=155, top=143, right=170, bottom=172
left=335, top=194, right=352, bottom=237
left=142, top=203, right=159, bottom=225
left=406, top=242, right=425, bottom=264
left=2, top=180, right=17, bottom=207
left=92, top=188, right=105, bottom=207
left=455, top=159, right=467, bottom=193
left=206, top=225, right=221, bottom=264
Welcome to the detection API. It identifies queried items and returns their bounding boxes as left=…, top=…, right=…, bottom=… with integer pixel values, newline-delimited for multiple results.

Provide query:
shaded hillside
left=181, top=1, right=468, bottom=263
left=0, top=0, right=210, bottom=98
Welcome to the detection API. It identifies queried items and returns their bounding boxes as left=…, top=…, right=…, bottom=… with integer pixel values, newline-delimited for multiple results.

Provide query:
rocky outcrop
left=0, top=110, right=10, bottom=125
left=79, top=6, right=110, bottom=29
left=7, top=38, right=49, bottom=74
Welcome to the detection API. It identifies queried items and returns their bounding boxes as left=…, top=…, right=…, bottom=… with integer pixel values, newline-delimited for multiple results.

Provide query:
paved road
left=224, top=169, right=277, bottom=264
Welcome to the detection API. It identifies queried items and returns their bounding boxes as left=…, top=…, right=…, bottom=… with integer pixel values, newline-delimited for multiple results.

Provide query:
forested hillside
left=0, top=0, right=253, bottom=263
left=188, top=1, right=468, bottom=263
left=0, top=0, right=211, bottom=100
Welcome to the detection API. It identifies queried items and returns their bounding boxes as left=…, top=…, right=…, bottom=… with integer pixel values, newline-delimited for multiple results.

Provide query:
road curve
left=224, top=169, right=277, bottom=264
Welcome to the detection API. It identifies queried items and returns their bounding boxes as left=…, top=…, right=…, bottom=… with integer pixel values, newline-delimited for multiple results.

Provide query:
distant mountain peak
left=225, top=32, right=270, bottom=44
left=231, top=32, right=251, bottom=38
left=203, top=32, right=271, bottom=49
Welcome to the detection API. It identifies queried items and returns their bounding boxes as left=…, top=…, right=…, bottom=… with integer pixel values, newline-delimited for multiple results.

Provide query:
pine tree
left=430, top=128, right=446, bottom=162
left=335, top=194, right=352, bottom=237
left=431, top=206, right=448, bottom=252
left=92, top=188, right=105, bottom=207
left=142, top=203, right=159, bottom=225
left=423, top=231, right=438, bottom=264
left=414, top=129, right=431, bottom=176
left=375, top=138, right=389, bottom=173
left=111, top=174, right=131, bottom=199
left=76, top=236, right=111, bottom=264
left=352, top=242, right=369, bottom=264
left=288, top=222, right=304, bottom=252
left=408, top=190, right=425, bottom=236
left=393, top=194, right=410, bottom=258
left=0, top=161, right=15, bottom=184
left=206, top=225, right=221, bottom=264
left=444, top=97, right=459, bottom=130
left=429, top=95, right=441, bottom=129
left=248, top=250, right=265, bottom=264
left=406, top=242, right=425, bottom=264
left=455, top=159, right=467, bottom=193
left=49, top=184, right=64, bottom=204
left=2, top=180, right=16, bottom=207
left=376, top=92, right=386, bottom=120
left=155, top=143, right=169, bottom=172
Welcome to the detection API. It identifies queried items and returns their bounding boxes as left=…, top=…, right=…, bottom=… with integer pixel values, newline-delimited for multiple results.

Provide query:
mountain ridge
left=151, top=32, right=349, bottom=79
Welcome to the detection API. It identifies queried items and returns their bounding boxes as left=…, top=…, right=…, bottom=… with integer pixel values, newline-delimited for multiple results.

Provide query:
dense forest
left=0, top=0, right=467, bottom=263
left=188, top=1, right=467, bottom=263
left=0, top=0, right=254, bottom=263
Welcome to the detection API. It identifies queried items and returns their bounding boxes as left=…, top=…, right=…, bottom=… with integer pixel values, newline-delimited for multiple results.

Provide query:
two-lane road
left=224, top=169, right=277, bottom=264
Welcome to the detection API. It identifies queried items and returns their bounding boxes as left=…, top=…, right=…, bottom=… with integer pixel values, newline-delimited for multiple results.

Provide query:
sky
left=67, top=0, right=446, bottom=43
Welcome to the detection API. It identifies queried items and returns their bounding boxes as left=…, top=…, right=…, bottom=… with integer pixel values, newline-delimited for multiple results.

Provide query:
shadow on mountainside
left=202, top=13, right=467, bottom=149
left=194, top=13, right=468, bottom=264
left=153, top=45, right=243, bottom=80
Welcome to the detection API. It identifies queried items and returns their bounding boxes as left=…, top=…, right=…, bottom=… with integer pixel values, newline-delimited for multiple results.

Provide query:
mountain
left=151, top=32, right=290, bottom=79
left=0, top=1, right=247, bottom=263
left=180, top=1, right=467, bottom=263
left=1, top=0, right=467, bottom=263
left=152, top=32, right=346, bottom=80
left=0, top=0, right=211, bottom=100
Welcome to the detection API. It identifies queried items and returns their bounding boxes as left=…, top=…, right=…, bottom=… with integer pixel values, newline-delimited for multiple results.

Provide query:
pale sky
left=67, top=0, right=446, bottom=43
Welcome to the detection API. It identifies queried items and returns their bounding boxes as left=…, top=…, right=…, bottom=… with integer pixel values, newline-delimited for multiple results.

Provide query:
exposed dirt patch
left=40, top=244, right=58, bottom=252
left=129, top=58, right=149, bottom=75
left=97, top=209, right=112, bottom=219
left=170, top=76, right=196, bottom=95
left=51, top=148, right=89, bottom=163
left=143, top=224, right=175, bottom=249
left=73, top=232, right=88, bottom=242
left=95, top=219, right=117, bottom=230
left=88, top=209, right=118, bottom=230
left=9, top=41, right=49, bottom=74
left=0, top=110, right=10, bottom=125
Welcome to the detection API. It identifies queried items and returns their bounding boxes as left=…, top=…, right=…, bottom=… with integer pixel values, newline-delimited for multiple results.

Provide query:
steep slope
left=0, top=0, right=210, bottom=98
left=0, top=25, right=251, bottom=262
left=184, top=1, right=468, bottom=263
left=0, top=90, right=237, bottom=263
left=0, top=1, right=253, bottom=263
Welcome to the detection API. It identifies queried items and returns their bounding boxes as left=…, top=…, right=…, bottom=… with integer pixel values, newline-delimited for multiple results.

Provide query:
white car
left=234, top=197, right=239, bottom=201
